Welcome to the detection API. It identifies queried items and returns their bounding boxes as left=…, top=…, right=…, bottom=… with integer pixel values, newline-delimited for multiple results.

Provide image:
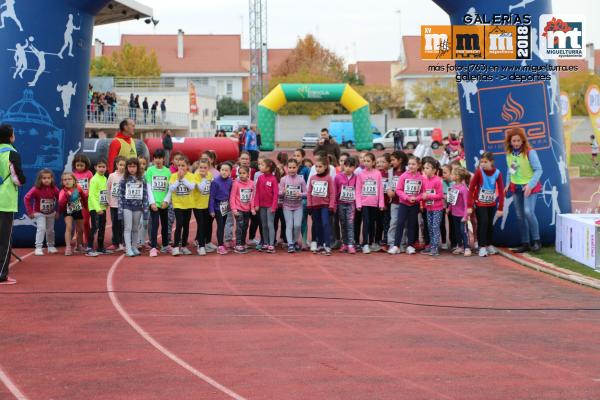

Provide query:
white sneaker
left=478, top=247, right=488, bottom=257
left=34, top=248, right=44, bottom=256
left=47, top=246, right=58, bottom=254
left=487, top=245, right=498, bottom=255
left=440, top=243, right=449, bottom=250
left=369, top=244, right=381, bottom=252
left=181, top=247, right=192, bottom=256
left=206, top=243, right=217, bottom=251
left=362, top=245, right=371, bottom=254
left=406, top=246, right=416, bottom=255
left=197, top=246, right=206, bottom=256
left=310, top=241, right=317, bottom=252
left=172, top=247, right=180, bottom=256
left=387, top=246, right=399, bottom=255
left=118, top=244, right=126, bottom=252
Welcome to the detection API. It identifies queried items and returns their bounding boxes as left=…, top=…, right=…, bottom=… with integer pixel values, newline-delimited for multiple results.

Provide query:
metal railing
left=113, top=76, right=178, bottom=89
left=85, top=105, right=189, bottom=129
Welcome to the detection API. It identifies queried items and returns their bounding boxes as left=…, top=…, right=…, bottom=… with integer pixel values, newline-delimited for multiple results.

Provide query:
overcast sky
left=93, top=0, right=600, bottom=64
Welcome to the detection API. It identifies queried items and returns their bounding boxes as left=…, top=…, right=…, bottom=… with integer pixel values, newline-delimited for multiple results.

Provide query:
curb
left=498, top=249, right=600, bottom=291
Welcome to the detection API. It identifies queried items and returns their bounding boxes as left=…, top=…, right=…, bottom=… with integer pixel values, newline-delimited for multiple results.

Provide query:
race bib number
left=425, top=189, right=435, bottom=206
left=285, top=184, right=301, bottom=200
left=77, top=178, right=89, bottom=191
left=447, top=188, right=459, bottom=206
left=240, top=188, right=252, bottom=204
left=478, top=189, right=496, bottom=204
left=339, top=185, right=355, bottom=202
left=219, top=200, right=230, bottom=215
left=389, top=176, right=399, bottom=192
left=99, top=190, right=108, bottom=206
left=67, top=198, right=82, bottom=214
left=311, top=181, right=328, bottom=198
left=382, top=178, right=389, bottom=193
left=40, top=198, right=54, bottom=214
left=404, top=179, right=422, bottom=195
left=175, top=182, right=190, bottom=196
left=362, top=179, right=377, bottom=197
left=201, top=181, right=211, bottom=195
left=151, top=176, right=168, bottom=192
left=111, top=183, right=120, bottom=198
left=125, top=182, right=143, bottom=200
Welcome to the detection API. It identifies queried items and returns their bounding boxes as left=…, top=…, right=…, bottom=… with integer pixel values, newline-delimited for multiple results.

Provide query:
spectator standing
left=160, top=99, right=167, bottom=123
left=108, top=118, right=138, bottom=173
left=151, top=101, right=158, bottom=124
left=143, top=97, right=149, bottom=124
left=314, top=128, right=341, bottom=161
left=238, top=126, right=247, bottom=154
left=162, top=129, right=173, bottom=164
left=128, top=94, right=135, bottom=120
left=244, top=125, right=259, bottom=162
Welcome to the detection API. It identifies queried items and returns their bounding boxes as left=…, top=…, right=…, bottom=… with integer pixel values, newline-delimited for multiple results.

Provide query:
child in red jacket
left=252, top=158, right=279, bottom=253
left=307, top=155, right=336, bottom=255
left=24, top=169, right=60, bottom=256
left=58, top=171, right=88, bottom=256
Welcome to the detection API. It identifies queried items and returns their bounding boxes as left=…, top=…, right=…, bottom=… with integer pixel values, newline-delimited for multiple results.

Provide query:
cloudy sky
left=93, top=0, right=599, bottom=63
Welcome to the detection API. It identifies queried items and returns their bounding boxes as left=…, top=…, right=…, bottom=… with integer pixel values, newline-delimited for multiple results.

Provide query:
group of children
left=23, top=147, right=505, bottom=258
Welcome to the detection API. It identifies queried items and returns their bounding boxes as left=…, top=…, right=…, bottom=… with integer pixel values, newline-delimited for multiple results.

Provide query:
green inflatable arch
left=257, top=83, right=373, bottom=151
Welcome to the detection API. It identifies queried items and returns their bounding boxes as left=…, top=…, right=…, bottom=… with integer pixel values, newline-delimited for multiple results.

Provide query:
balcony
left=85, top=105, right=189, bottom=130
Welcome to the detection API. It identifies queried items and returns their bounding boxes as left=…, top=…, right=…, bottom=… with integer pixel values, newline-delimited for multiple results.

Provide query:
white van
left=373, top=128, right=442, bottom=150
left=216, top=120, right=249, bottom=137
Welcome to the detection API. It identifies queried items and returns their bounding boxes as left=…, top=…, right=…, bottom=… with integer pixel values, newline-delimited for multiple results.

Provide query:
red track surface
left=2, top=224, right=600, bottom=399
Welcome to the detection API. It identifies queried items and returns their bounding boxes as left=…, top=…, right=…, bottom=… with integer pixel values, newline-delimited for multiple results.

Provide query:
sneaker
left=96, top=249, right=112, bottom=255
left=125, top=249, right=136, bottom=257
left=406, top=246, right=416, bottom=255
left=160, top=246, right=172, bottom=254
left=294, top=243, right=302, bottom=252
left=181, top=247, right=192, bottom=256
left=198, top=247, right=207, bottom=256
left=339, top=244, right=348, bottom=253
left=324, top=247, right=332, bottom=256
left=34, top=248, right=44, bottom=256
left=65, top=247, right=72, bottom=256
left=348, top=245, right=356, bottom=254
left=235, top=245, right=248, bottom=254
left=206, top=243, right=218, bottom=251
left=478, top=247, right=488, bottom=257
left=118, top=244, right=126, bottom=252
left=287, top=244, right=295, bottom=253
left=362, top=245, right=371, bottom=254
left=255, top=244, right=263, bottom=252
left=0, top=277, right=17, bottom=285
left=440, top=243, right=449, bottom=250
left=429, top=249, right=440, bottom=257
left=172, top=247, right=181, bottom=256
left=331, top=240, right=342, bottom=250
left=106, top=244, right=118, bottom=251
left=225, top=240, right=235, bottom=249
left=47, top=246, right=58, bottom=254
left=513, top=244, right=529, bottom=253
left=420, top=246, right=431, bottom=255
left=452, top=247, right=463, bottom=255
left=387, top=246, right=400, bottom=255
left=531, top=240, right=542, bottom=252
left=474, top=242, right=479, bottom=251
left=310, top=242, right=318, bottom=253
left=217, top=246, right=228, bottom=255
left=369, top=244, right=381, bottom=253
left=86, top=250, right=99, bottom=257
left=205, top=245, right=216, bottom=253
left=266, top=245, right=276, bottom=254
left=381, top=245, right=389, bottom=253
left=486, top=245, right=498, bottom=255
left=464, top=248, right=472, bottom=257
left=149, top=248, right=158, bottom=257
left=133, top=248, right=141, bottom=257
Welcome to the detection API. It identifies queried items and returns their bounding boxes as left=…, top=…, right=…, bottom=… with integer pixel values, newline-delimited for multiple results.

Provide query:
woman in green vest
left=0, top=124, right=26, bottom=285
left=504, top=127, right=543, bottom=253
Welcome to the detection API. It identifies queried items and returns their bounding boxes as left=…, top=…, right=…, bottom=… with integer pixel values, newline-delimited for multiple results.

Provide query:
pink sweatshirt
left=355, top=168, right=385, bottom=209
left=396, top=171, right=424, bottom=206
left=230, top=179, right=254, bottom=213
left=252, top=173, right=279, bottom=211
left=107, top=171, right=124, bottom=208
left=334, top=172, right=357, bottom=204
left=73, top=170, right=93, bottom=193
left=279, top=174, right=307, bottom=210
left=422, top=175, right=444, bottom=211
left=307, top=173, right=335, bottom=209
left=24, top=185, right=60, bottom=215
left=448, top=182, right=469, bottom=218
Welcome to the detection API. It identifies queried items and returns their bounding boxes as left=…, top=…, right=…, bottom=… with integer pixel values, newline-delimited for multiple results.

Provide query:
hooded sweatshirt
left=24, top=185, right=59, bottom=215
left=279, top=174, right=307, bottom=210
left=307, top=172, right=335, bottom=209
left=209, top=175, right=233, bottom=215
left=422, top=175, right=444, bottom=211
left=253, top=173, right=279, bottom=211
left=73, top=170, right=93, bottom=194
left=396, top=170, right=424, bottom=206
left=230, top=179, right=254, bottom=213
left=334, top=172, right=357, bottom=205
left=355, top=168, right=385, bottom=209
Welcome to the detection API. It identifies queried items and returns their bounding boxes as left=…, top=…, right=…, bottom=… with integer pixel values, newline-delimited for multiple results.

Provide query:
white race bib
left=362, top=179, right=377, bottom=197
left=201, top=180, right=211, bottom=195
left=478, top=189, right=496, bottom=204
left=40, top=198, right=54, bottom=214
left=339, top=185, right=355, bottom=202
left=77, top=178, right=89, bottom=191
left=285, top=184, right=301, bottom=200
left=175, top=182, right=190, bottom=196
left=151, top=175, right=168, bottom=192
left=111, top=182, right=120, bottom=198
left=447, top=188, right=459, bottom=206
left=311, top=181, right=328, bottom=198
left=67, top=198, right=82, bottom=214
left=404, top=179, right=422, bottom=196
left=99, top=190, right=108, bottom=206
left=382, top=178, right=389, bottom=193
left=425, top=189, right=435, bottom=206
left=125, top=182, right=143, bottom=200
left=240, top=188, right=252, bottom=204
left=219, top=200, right=230, bottom=215
left=389, top=176, right=399, bottom=192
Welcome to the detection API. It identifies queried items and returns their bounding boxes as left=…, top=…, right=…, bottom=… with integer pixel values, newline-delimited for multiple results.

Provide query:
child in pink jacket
left=252, top=158, right=279, bottom=253
left=421, top=159, right=444, bottom=256
left=355, top=153, right=385, bottom=254
left=230, top=165, right=254, bottom=254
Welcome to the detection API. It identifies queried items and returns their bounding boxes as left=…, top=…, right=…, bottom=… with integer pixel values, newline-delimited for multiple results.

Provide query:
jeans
left=361, top=206, right=377, bottom=246
left=337, top=203, right=355, bottom=246
left=259, top=207, right=275, bottom=246
left=476, top=206, right=496, bottom=247
left=235, top=211, right=251, bottom=246
left=312, top=207, right=331, bottom=248
left=452, top=215, right=469, bottom=250
left=194, top=208, right=210, bottom=247
left=110, top=207, right=123, bottom=245
left=512, top=187, right=540, bottom=244
left=88, top=210, right=106, bottom=250
left=283, top=208, right=303, bottom=245
left=150, top=207, right=169, bottom=249
left=426, top=210, right=443, bottom=251
left=34, top=212, right=56, bottom=249
left=123, top=209, right=142, bottom=252
left=225, top=212, right=234, bottom=242
left=394, top=203, right=419, bottom=247
left=174, top=208, right=192, bottom=247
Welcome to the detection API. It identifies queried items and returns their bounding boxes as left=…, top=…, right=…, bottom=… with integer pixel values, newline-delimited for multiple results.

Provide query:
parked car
left=329, top=120, right=381, bottom=149
left=373, top=128, right=443, bottom=150
left=301, top=132, right=320, bottom=148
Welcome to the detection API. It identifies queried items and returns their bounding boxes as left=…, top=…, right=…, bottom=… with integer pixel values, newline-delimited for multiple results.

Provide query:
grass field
left=533, top=247, right=600, bottom=279
left=570, top=153, right=600, bottom=177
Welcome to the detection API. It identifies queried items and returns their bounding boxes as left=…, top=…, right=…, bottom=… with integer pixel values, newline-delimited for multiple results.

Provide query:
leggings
left=193, top=208, right=210, bottom=247
left=259, top=207, right=276, bottom=246
left=312, top=207, right=331, bottom=248
left=374, top=208, right=390, bottom=245
left=110, top=207, right=123, bottom=245
left=123, top=209, right=142, bottom=252
left=88, top=210, right=106, bottom=250
left=426, top=210, right=443, bottom=251
left=249, top=212, right=261, bottom=241
left=476, top=206, right=496, bottom=247
left=394, top=203, right=419, bottom=247
left=235, top=211, right=251, bottom=246
left=174, top=208, right=192, bottom=247
left=214, top=209, right=228, bottom=246
left=283, top=207, right=303, bottom=245
left=150, top=207, right=169, bottom=249
left=361, top=206, right=378, bottom=246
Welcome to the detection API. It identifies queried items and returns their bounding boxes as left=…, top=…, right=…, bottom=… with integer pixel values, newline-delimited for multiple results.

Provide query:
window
left=226, top=81, right=233, bottom=96
left=217, top=80, right=224, bottom=95
left=198, top=78, right=208, bottom=85
left=191, top=120, right=198, bottom=129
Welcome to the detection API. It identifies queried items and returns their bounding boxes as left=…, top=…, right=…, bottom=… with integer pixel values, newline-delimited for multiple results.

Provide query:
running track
left=2, top=225, right=600, bottom=399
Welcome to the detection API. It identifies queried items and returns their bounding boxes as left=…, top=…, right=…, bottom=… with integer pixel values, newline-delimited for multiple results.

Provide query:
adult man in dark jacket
left=162, top=129, right=173, bottom=163
left=313, top=128, right=340, bottom=162
left=0, top=124, right=26, bottom=285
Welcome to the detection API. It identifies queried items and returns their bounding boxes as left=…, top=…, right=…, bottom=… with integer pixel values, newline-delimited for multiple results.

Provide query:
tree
left=342, top=70, right=364, bottom=86
left=274, top=34, right=344, bottom=80
left=217, top=97, right=249, bottom=118
left=90, top=43, right=161, bottom=77
left=409, top=79, right=459, bottom=119
left=560, top=72, right=600, bottom=116
left=356, top=85, right=405, bottom=114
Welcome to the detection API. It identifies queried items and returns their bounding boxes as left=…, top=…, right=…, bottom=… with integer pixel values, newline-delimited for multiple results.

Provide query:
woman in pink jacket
left=355, top=153, right=384, bottom=254
left=421, top=159, right=444, bottom=256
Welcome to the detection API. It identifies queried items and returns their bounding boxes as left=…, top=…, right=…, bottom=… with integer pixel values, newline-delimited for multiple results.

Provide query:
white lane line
left=107, top=255, right=246, bottom=400
left=0, top=365, right=28, bottom=400
left=8, top=251, right=34, bottom=268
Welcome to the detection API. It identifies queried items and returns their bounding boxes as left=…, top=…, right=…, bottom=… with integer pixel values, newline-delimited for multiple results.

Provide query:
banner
left=560, top=91, right=573, bottom=165
left=189, top=80, right=198, bottom=114
left=585, top=84, right=600, bottom=141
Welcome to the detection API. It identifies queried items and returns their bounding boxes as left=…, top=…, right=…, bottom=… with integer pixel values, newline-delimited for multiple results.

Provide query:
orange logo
left=453, top=25, right=484, bottom=59
left=421, top=25, right=452, bottom=60
left=485, top=26, right=518, bottom=59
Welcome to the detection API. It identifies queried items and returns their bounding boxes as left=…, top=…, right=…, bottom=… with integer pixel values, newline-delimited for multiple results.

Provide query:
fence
left=86, top=105, right=189, bottom=129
